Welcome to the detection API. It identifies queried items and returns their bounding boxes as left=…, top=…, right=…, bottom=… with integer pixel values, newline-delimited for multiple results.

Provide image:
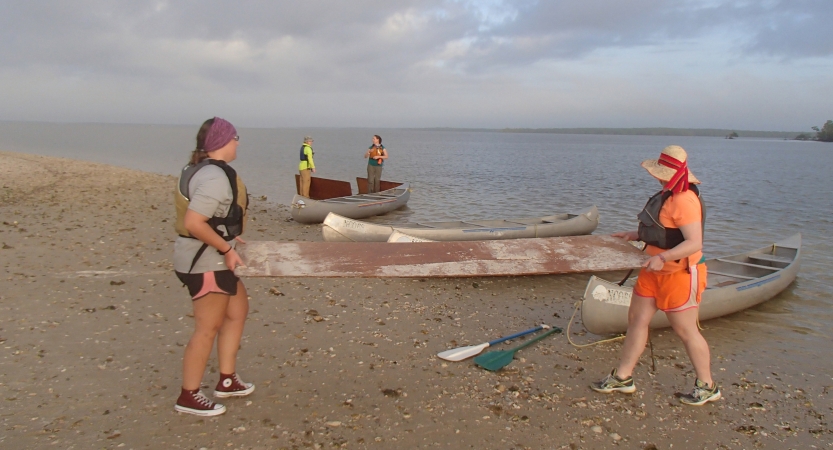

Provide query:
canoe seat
left=715, top=258, right=780, bottom=271
left=747, top=254, right=792, bottom=264
left=708, top=270, right=756, bottom=280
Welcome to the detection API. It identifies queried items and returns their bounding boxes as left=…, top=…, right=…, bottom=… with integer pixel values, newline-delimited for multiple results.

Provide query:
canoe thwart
left=715, top=258, right=781, bottom=271
left=708, top=270, right=756, bottom=280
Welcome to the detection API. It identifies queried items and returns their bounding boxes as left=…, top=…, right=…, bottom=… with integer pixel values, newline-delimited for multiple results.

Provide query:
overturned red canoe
left=235, top=234, right=648, bottom=278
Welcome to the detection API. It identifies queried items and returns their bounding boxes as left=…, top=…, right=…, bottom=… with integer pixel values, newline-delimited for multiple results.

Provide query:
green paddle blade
left=473, top=327, right=561, bottom=371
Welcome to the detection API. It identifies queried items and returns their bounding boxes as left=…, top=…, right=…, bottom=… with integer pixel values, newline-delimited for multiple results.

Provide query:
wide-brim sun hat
left=641, top=145, right=700, bottom=184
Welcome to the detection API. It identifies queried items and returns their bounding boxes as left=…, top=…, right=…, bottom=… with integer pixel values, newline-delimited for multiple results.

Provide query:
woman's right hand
left=612, top=230, right=639, bottom=241
left=224, top=248, right=246, bottom=271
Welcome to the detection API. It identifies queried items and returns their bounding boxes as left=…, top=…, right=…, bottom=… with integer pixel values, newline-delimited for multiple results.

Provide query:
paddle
left=437, top=324, right=551, bottom=362
left=474, top=327, right=562, bottom=371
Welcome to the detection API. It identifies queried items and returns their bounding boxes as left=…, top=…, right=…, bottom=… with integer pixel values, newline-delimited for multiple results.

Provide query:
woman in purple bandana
left=172, top=117, right=254, bottom=416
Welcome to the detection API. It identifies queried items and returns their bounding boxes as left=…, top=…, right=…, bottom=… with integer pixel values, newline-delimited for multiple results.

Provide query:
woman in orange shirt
left=364, top=135, right=388, bottom=193
left=590, top=145, right=720, bottom=406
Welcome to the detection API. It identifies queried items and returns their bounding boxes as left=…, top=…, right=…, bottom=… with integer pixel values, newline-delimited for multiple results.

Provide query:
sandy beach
left=1, top=150, right=829, bottom=449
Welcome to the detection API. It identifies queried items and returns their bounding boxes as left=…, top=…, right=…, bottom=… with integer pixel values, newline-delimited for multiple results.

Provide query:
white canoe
left=387, top=230, right=434, bottom=242
left=290, top=176, right=410, bottom=224
left=580, top=233, right=801, bottom=335
left=321, top=205, right=599, bottom=242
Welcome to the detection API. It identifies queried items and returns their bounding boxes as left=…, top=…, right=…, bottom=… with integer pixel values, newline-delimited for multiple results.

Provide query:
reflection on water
left=1, top=123, right=831, bottom=344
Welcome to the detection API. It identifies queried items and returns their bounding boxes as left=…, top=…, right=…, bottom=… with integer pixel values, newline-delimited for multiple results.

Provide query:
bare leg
left=217, top=281, right=249, bottom=375
left=667, top=307, right=713, bottom=386
left=182, top=292, right=231, bottom=390
left=616, top=294, right=658, bottom=378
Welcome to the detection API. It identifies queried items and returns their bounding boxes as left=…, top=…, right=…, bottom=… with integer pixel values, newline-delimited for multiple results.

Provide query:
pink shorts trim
left=192, top=271, right=232, bottom=300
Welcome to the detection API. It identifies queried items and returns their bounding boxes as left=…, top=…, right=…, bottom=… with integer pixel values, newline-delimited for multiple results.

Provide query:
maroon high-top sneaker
left=214, top=373, right=255, bottom=398
left=175, top=388, right=226, bottom=416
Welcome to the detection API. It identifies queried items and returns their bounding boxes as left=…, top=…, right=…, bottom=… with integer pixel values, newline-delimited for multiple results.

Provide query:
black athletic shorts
left=175, top=270, right=239, bottom=300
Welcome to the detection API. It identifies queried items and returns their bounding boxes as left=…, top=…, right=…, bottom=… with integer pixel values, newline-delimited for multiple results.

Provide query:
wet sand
left=1, top=150, right=830, bottom=449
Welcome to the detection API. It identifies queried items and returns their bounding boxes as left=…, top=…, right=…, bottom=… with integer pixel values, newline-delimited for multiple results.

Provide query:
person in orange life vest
left=363, top=134, right=388, bottom=193
left=590, top=145, right=720, bottom=406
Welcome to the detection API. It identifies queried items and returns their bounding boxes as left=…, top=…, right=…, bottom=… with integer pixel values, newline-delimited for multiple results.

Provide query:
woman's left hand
left=642, top=254, right=665, bottom=271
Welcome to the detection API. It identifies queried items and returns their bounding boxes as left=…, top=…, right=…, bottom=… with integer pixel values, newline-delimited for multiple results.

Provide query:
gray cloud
left=0, top=1, right=830, bottom=129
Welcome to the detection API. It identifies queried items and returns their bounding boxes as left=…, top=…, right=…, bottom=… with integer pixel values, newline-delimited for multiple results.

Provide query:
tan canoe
left=235, top=234, right=649, bottom=278
left=322, top=206, right=599, bottom=242
left=580, top=234, right=801, bottom=335
left=290, top=176, right=410, bottom=224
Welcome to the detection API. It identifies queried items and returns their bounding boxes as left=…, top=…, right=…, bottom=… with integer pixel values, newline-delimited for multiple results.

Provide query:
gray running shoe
left=590, top=369, right=636, bottom=394
left=679, top=379, right=721, bottom=406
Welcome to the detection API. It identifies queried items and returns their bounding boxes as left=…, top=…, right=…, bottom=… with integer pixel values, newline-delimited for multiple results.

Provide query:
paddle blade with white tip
left=437, top=343, right=491, bottom=361
left=436, top=324, right=548, bottom=362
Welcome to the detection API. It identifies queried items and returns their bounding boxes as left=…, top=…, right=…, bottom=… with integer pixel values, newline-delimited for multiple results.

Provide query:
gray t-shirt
left=173, top=164, right=235, bottom=273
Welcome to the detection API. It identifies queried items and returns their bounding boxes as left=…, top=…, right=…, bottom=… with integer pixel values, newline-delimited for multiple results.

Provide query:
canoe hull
left=235, top=234, right=649, bottom=278
left=581, top=234, right=801, bottom=335
left=321, top=206, right=599, bottom=242
left=387, top=230, right=434, bottom=242
left=291, top=182, right=410, bottom=224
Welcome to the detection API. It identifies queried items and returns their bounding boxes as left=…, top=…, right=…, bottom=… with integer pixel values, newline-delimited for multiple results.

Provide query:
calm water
left=1, top=122, right=831, bottom=346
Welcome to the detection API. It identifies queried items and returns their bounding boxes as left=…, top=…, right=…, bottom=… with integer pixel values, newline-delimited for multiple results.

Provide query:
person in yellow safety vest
left=298, top=136, right=316, bottom=197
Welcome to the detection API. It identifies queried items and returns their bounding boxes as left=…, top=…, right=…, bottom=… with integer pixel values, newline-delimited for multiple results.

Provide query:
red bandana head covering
left=658, top=152, right=690, bottom=193
left=203, top=117, right=237, bottom=153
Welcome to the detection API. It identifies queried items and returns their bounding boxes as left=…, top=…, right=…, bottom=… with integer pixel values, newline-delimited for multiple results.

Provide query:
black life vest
left=637, top=185, right=705, bottom=250
left=174, top=159, right=248, bottom=272
left=299, top=144, right=313, bottom=162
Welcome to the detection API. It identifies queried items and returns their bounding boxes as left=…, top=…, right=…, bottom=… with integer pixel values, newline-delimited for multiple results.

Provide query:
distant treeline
left=501, top=127, right=804, bottom=138
left=415, top=127, right=804, bottom=139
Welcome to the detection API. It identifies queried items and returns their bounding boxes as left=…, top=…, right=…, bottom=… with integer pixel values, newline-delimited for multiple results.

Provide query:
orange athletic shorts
left=633, top=263, right=707, bottom=312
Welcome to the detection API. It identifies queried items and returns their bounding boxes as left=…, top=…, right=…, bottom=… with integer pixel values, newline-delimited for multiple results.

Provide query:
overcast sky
left=1, top=1, right=830, bottom=131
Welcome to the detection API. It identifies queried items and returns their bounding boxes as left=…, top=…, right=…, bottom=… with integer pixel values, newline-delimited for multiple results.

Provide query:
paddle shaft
left=474, top=327, right=562, bottom=371
left=505, top=328, right=561, bottom=352
left=486, top=325, right=546, bottom=346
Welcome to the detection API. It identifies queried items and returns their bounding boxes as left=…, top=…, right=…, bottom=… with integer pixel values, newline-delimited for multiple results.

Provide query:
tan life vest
left=174, top=159, right=248, bottom=239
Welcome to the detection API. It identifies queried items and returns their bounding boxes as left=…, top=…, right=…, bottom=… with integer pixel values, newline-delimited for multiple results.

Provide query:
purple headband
left=203, top=117, right=237, bottom=153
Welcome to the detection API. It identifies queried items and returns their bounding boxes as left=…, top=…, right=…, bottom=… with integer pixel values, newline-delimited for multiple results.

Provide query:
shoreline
left=1, top=150, right=829, bottom=448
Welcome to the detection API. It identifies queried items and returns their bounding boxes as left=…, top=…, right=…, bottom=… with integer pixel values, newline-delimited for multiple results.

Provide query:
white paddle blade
left=437, top=343, right=490, bottom=361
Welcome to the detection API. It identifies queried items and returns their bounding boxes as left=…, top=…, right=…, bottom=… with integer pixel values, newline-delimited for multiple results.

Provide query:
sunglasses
left=233, top=135, right=240, bottom=141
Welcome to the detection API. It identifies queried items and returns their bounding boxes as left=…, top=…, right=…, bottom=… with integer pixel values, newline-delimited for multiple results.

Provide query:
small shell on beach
left=269, top=287, right=285, bottom=296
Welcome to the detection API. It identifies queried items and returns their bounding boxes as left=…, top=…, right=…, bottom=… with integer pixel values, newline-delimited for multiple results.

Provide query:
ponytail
left=190, top=118, right=215, bottom=165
